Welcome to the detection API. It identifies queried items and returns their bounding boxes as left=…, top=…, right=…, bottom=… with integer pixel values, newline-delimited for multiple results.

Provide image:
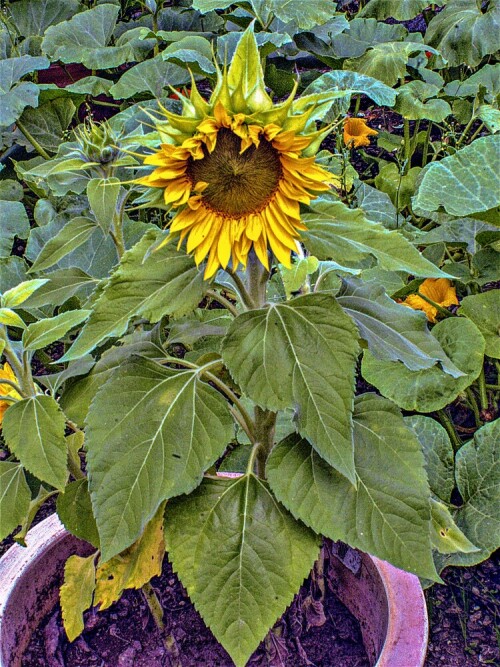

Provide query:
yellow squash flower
left=403, top=278, right=459, bottom=323
left=136, top=26, right=336, bottom=279
left=0, top=362, right=21, bottom=426
left=343, top=117, right=378, bottom=148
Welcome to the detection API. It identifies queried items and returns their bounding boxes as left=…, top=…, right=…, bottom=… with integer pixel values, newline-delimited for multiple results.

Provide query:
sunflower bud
left=74, top=119, right=120, bottom=165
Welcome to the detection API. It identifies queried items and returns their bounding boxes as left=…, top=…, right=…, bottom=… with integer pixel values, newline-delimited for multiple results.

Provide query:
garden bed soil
left=21, top=545, right=370, bottom=667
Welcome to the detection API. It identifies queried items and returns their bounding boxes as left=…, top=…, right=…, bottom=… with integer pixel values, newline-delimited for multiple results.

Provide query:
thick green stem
left=421, top=122, right=433, bottom=167
left=246, top=250, right=269, bottom=309
left=476, top=367, right=489, bottom=412
left=465, top=387, right=482, bottom=427
left=437, top=409, right=462, bottom=453
left=16, top=119, right=51, bottom=160
left=253, top=406, right=277, bottom=478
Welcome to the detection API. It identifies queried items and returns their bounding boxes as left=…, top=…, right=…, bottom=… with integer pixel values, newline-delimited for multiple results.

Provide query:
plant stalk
left=16, top=119, right=51, bottom=160
left=437, top=409, right=462, bottom=453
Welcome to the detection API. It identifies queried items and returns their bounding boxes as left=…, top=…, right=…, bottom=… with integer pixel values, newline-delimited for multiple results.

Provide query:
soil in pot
left=21, top=548, right=370, bottom=667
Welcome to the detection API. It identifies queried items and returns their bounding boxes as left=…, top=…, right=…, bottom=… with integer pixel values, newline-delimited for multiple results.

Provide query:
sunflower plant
left=1, top=23, right=492, bottom=667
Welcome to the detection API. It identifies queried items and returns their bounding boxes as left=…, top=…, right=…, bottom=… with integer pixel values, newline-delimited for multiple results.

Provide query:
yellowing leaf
left=94, top=501, right=166, bottom=610
left=60, top=553, right=97, bottom=642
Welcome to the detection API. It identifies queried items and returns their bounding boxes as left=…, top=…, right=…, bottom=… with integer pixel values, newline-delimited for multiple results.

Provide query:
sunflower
left=136, top=26, right=337, bottom=278
left=0, top=362, right=21, bottom=426
left=402, top=278, right=459, bottom=323
left=343, top=117, right=378, bottom=149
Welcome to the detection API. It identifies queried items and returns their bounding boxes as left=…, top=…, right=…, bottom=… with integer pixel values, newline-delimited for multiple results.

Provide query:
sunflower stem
left=246, top=250, right=269, bottom=309
left=253, top=406, right=277, bottom=479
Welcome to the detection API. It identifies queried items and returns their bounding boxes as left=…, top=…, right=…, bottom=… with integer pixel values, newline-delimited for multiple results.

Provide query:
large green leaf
left=331, top=18, right=407, bottom=58
left=266, top=0, right=341, bottom=31
left=41, top=5, right=153, bottom=69
left=344, top=42, right=436, bottom=87
left=395, top=81, right=452, bottom=122
left=0, top=462, right=31, bottom=541
left=109, top=54, right=190, bottom=99
left=86, top=356, right=234, bottom=561
left=22, top=268, right=96, bottom=308
left=355, top=182, right=403, bottom=229
left=302, top=70, right=396, bottom=120
left=57, top=479, right=100, bottom=548
left=301, top=199, right=449, bottom=277
left=8, top=0, right=80, bottom=37
left=2, top=395, right=68, bottom=490
left=41, top=5, right=119, bottom=66
left=374, top=163, right=422, bottom=211
left=423, top=217, right=497, bottom=255
left=412, top=136, right=500, bottom=218
left=28, top=217, right=98, bottom=273
left=454, top=419, right=500, bottom=554
left=222, top=293, right=359, bottom=483
left=337, top=278, right=462, bottom=375
left=267, top=394, right=439, bottom=580
left=358, top=0, right=434, bottom=20
left=362, top=318, right=485, bottom=412
left=444, top=64, right=500, bottom=103
left=162, top=36, right=215, bottom=76
left=404, top=415, right=455, bottom=503
left=0, top=55, right=49, bottom=127
left=17, top=98, right=76, bottom=154
left=61, top=231, right=207, bottom=361
left=164, top=475, right=320, bottom=667
left=0, top=201, right=30, bottom=258
left=87, top=178, right=121, bottom=233
left=458, top=291, right=500, bottom=359
left=22, top=309, right=91, bottom=351
left=60, top=335, right=164, bottom=427
left=425, top=0, right=500, bottom=68
left=27, top=216, right=148, bottom=279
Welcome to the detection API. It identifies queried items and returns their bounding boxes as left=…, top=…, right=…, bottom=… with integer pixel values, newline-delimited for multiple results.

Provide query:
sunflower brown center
left=187, top=127, right=282, bottom=217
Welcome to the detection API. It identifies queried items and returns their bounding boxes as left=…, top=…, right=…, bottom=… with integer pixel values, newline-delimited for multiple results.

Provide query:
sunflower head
left=136, top=25, right=338, bottom=278
left=343, top=117, right=378, bottom=149
left=402, top=278, right=459, bottom=322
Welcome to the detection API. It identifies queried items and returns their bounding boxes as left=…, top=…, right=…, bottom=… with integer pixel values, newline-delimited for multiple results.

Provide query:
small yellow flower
left=403, top=278, right=459, bottom=323
left=343, top=117, right=378, bottom=148
left=0, top=362, right=21, bottom=426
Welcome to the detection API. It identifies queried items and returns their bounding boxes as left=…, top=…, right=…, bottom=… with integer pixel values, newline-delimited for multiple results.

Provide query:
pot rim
left=0, top=515, right=428, bottom=667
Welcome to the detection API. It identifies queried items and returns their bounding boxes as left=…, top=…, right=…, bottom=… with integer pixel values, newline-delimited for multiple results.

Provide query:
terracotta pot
left=0, top=515, right=428, bottom=667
